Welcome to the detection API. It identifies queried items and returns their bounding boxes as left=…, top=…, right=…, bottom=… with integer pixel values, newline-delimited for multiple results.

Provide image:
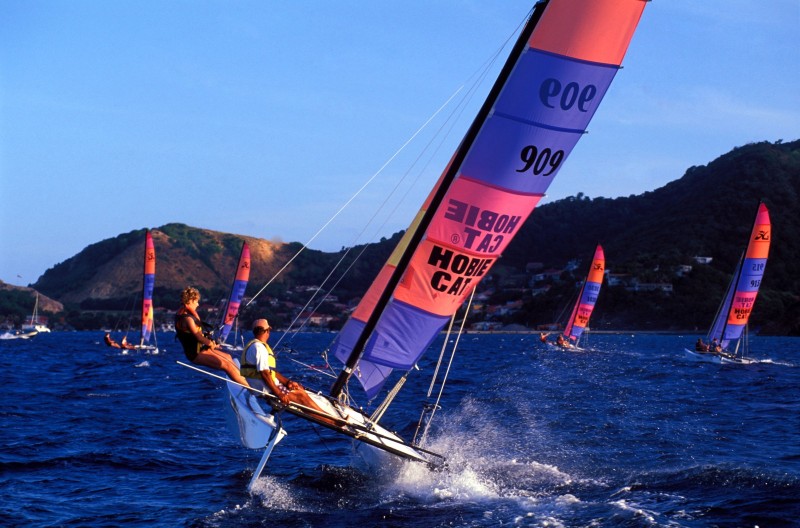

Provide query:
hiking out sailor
left=175, top=286, right=250, bottom=388
left=241, top=318, right=337, bottom=426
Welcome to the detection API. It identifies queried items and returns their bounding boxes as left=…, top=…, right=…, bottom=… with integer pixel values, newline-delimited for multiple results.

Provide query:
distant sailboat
left=136, top=230, right=158, bottom=351
left=216, top=241, right=251, bottom=351
left=21, top=292, right=50, bottom=333
left=552, top=244, right=604, bottom=350
left=686, top=202, right=771, bottom=364
left=194, top=0, right=648, bottom=490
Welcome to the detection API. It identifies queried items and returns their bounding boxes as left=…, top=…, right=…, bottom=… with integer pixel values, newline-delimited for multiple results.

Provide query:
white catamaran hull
left=227, top=382, right=286, bottom=450
left=683, top=348, right=755, bottom=365
left=215, top=360, right=434, bottom=488
left=0, top=330, right=38, bottom=340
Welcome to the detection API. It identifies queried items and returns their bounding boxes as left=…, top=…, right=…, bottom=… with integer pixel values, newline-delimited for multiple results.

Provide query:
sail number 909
left=517, top=146, right=564, bottom=176
left=540, top=79, right=597, bottom=112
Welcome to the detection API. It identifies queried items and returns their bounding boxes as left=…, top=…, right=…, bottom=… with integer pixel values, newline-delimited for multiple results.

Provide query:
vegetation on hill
left=498, top=139, right=800, bottom=334
left=5, top=140, right=798, bottom=334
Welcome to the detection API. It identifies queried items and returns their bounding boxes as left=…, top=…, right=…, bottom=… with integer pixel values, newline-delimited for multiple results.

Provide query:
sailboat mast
left=330, top=2, right=549, bottom=399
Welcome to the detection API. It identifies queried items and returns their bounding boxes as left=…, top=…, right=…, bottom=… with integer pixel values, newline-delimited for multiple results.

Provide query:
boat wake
left=249, top=475, right=311, bottom=512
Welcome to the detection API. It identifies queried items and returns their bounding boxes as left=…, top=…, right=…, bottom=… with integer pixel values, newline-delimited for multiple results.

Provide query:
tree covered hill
left=500, top=139, right=800, bottom=334
left=22, top=139, right=800, bottom=334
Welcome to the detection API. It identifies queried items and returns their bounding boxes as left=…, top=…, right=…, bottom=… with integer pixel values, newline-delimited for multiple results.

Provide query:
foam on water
left=249, top=475, right=310, bottom=512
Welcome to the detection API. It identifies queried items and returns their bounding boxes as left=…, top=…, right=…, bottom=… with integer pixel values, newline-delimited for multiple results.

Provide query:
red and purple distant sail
left=219, top=242, right=251, bottom=344
left=563, top=244, right=604, bottom=344
left=331, top=0, right=647, bottom=398
left=708, top=203, right=771, bottom=349
left=141, top=230, right=156, bottom=346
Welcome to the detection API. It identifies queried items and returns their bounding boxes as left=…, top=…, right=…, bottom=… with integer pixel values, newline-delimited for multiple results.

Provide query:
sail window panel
left=530, top=0, right=646, bottom=66
left=495, top=49, right=618, bottom=133
left=359, top=300, right=448, bottom=370
left=721, top=323, right=746, bottom=346
left=332, top=318, right=366, bottom=366
left=350, top=358, right=394, bottom=400
left=461, top=117, right=583, bottom=195
left=427, top=177, right=540, bottom=257
left=332, top=319, right=395, bottom=399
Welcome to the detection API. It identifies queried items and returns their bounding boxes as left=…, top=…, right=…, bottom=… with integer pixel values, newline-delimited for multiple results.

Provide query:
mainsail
left=331, top=0, right=647, bottom=399
left=218, top=242, right=251, bottom=344
left=562, top=244, right=604, bottom=346
left=140, top=230, right=156, bottom=347
left=708, top=202, right=771, bottom=350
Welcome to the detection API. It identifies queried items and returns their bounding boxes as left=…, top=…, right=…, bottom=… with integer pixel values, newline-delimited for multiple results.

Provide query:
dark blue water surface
left=2, top=332, right=798, bottom=527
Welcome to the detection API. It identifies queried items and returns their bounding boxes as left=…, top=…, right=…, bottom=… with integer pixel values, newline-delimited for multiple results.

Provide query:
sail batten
left=332, top=0, right=646, bottom=399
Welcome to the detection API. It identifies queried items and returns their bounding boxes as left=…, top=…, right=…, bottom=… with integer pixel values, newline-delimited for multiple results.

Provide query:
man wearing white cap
left=240, top=319, right=335, bottom=424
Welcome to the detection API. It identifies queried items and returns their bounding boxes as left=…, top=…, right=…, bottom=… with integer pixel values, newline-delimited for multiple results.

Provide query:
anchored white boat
left=21, top=292, right=50, bottom=333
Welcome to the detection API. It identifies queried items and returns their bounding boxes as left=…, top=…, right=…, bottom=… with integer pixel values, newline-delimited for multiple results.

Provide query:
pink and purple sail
left=332, top=0, right=647, bottom=398
left=708, top=202, right=771, bottom=350
left=219, top=242, right=251, bottom=344
left=141, top=230, right=156, bottom=346
left=563, top=244, right=604, bottom=344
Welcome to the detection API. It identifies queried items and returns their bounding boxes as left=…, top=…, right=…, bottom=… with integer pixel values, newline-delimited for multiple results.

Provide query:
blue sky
left=1, top=1, right=798, bottom=287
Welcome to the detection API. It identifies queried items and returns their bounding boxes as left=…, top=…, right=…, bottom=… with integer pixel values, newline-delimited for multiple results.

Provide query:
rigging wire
left=244, top=15, right=525, bottom=407
left=414, top=288, right=475, bottom=446
left=245, top=87, right=466, bottom=310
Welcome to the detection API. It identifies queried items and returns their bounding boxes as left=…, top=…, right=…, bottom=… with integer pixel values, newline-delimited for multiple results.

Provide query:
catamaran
left=186, top=0, right=648, bottom=490
left=685, top=202, right=771, bottom=364
left=550, top=244, right=605, bottom=350
left=136, top=230, right=158, bottom=352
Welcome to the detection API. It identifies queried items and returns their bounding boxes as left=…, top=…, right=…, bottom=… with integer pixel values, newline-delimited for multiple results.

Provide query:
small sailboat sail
left=557, top=244, right=604, bottom=349
left=206, top=0, right=647, bottom=487
left=139, top=230, right=157, bottom=350
left=688, top=202, right=771, bottom=363
left=217, top=242, right=251, bottom=348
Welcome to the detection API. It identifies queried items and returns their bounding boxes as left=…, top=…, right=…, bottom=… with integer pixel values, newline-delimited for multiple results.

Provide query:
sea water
left=2, top=332, right=798, bottom=527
